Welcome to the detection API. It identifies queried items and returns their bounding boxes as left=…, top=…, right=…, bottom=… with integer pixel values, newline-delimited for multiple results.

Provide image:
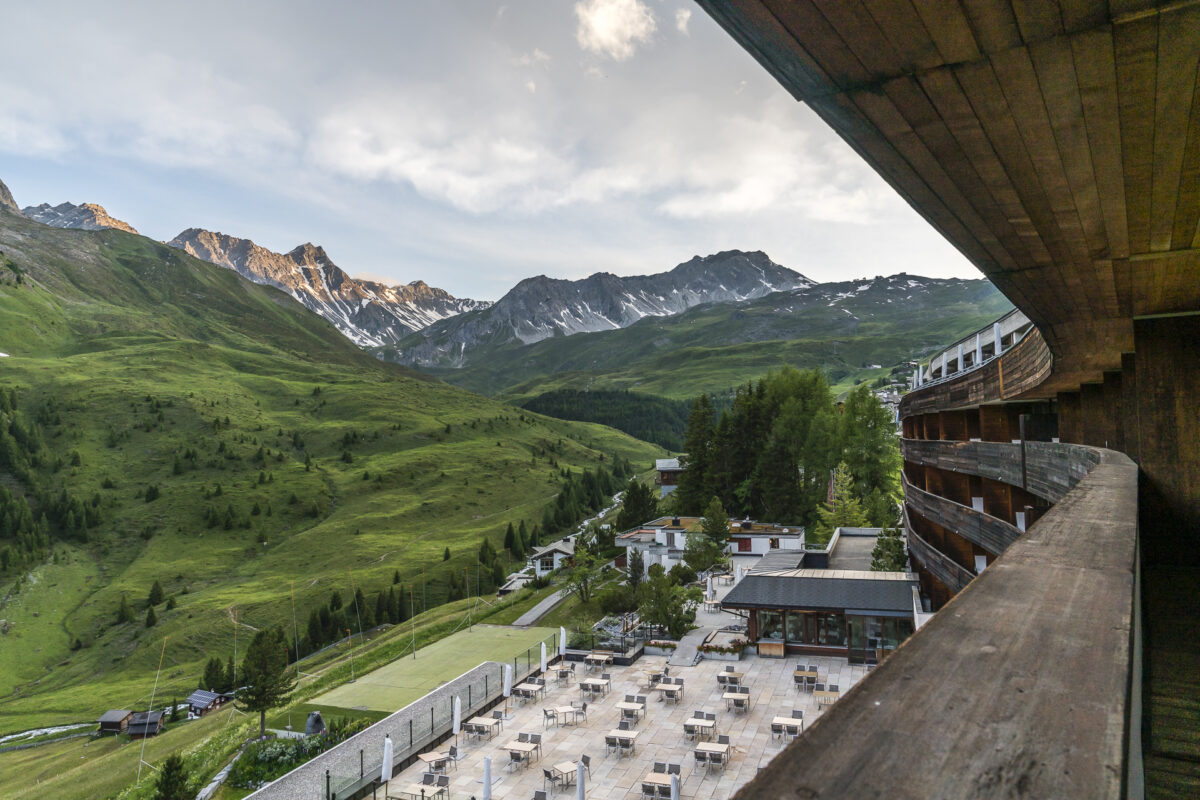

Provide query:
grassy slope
left=0, top=211, right=662, bottom=737
left=398, top=275, right=1013, bottom=400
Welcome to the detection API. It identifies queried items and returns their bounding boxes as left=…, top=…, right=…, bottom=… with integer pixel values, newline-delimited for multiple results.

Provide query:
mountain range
left=168, top=228, right=489, bottom=347
left=388, top=250, right=813, bottom=367
left=22, top=201, right=139, bottom=234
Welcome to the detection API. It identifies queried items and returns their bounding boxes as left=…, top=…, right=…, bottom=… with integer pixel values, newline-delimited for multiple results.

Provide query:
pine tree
left=117, top=595, right=134, bottom=624
left=148, top=580, right=164, bottom=607
left=393, top=569, right=401, bottom=584
left=145, top=606, right=157, bottom=627
left=675, top=394, right=716, bottom=513
left=202, top=657, right=225, bottom=691
left=815, top=462, right=868, bottom=543
left=443, top=546, right=451, bottom=561
left=511, top=526, right=526, bottom=561
left=701, top=496, right=731, bottom=544
left=152, top=753, right=191, bottom=800
left=518, top=520, right=529, bottom=550
left=238, top=627, right=297, bottom=739
left=225, top=655, right=236, bottom=691
left=374, top=591, right=388, bottom=626
left=503, top=522, right=515, bottom=553
left=870, top=527, right=907, bottom=572
left=616, top=478, right=658, bottom=531
left=491, top=559, right=506, bottom=588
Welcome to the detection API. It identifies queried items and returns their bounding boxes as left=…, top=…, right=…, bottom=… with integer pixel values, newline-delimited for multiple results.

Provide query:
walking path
left=667, top=625, right=710, bottom=667
left=513, top=588, right=568, bottom=627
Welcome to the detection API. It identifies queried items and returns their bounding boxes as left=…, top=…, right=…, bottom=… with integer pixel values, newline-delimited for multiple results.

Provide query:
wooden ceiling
left=697, top=0, right=1200, bottom=395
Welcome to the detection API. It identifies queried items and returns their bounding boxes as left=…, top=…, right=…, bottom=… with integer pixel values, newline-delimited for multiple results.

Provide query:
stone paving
left=382, top=652, right=869, bottom=799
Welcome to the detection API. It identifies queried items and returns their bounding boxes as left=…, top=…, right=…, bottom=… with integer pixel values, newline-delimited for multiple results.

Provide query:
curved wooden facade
left=696, top=0, right=1200, bottom=795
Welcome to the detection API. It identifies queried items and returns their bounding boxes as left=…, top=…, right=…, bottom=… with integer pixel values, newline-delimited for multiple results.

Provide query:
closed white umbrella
left=670, top=772, right=679, bottom=800
left=559, top=626, right=567, bottom=657
left=482, top=756, right=492, bottom=800
left=452, top=695, right=461, bottom=738
left=503, top=663, right=513, bottom=698
left=540, top=641, right=548, bottom=674
left=707, top=574, right=714, bottom=600
left=576, top=760, right=586, bottom=800
left=380, top=734, right=393, bottom=783
left=735, top=563, right=742, bottom=584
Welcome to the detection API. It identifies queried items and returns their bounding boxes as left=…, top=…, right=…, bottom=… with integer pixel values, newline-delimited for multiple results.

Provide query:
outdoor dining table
left=585, top=652, right=614, bottom=670
left=416, top=751, right=450, bottom=772
left=504, top=739, right=540, bottom=767
left=695, top=741, right=729, bottom=755
left=684, top=716, right=716, bottom=740
left=467, top=716, right=501, bottom=738
left=514, top=682, right=546, bottom=700
left=716, top=670, right=745, bottom=684
left=390, top=780, right=446, bottom=799
left=616, top=701, right=646, bottom=720
left=581, top=677, right=610, bottom=695
left=642, top=772, right=673, bottom=786
left=653, top=682, right=684, bottom=702
left=608, top=728, right=640, bottom=755
left=814, top=689, right=840, bottom=706
left=723, top=691, right=752, bottom=710
left=553, top=705, right=583, bottom=726
left=703, top=599, right=721, bottom=612
left=793, top=668, right=818, bottom=678
left=553, top=761, right=579, bottom=786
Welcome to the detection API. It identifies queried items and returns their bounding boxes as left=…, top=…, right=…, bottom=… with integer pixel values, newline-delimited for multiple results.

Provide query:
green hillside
left=0, top=209, right=661, bottom=736
left=383, top=275, right=1013, bottom=400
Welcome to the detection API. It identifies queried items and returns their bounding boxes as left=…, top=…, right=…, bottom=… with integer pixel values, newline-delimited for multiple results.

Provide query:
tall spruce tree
left=153, top=753, right=191, bottom=800
left=815, top=462, right=868, bottom=543
left=674, top=394, right=716, bottom=514
left=616, top=478, right=658, bottom=531
left=239, top=627, right=297, bottom=739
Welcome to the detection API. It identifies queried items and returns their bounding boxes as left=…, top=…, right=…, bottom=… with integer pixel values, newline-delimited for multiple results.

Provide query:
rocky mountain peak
left=0, top=178, right=19, bottom=215
left=391, top=249, right=814, bottom=367
left=169, top=227, right=487, bottom=347
left=22, top=201, right=138, bottom=234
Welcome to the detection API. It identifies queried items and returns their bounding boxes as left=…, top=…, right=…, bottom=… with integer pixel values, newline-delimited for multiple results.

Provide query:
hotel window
left=757, top=610, right=785, bottom=640
left=737, top=538, right=752, bottom=552
left=769, top=537, right=780, bottom=549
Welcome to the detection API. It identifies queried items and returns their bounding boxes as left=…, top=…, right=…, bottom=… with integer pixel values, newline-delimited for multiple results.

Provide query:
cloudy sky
left=0, top=0, right=980, bottom=300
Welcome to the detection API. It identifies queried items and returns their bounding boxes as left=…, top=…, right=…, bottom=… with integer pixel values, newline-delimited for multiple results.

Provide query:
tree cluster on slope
left=673, top=368, right=899, bottom=533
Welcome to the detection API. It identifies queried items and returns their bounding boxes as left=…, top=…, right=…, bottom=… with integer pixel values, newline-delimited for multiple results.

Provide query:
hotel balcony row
left=739, top=313, right=1142, bottom=798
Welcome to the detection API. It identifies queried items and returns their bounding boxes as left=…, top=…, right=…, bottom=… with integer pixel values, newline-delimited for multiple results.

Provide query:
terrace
left=381, top=653, right=869, bottom=799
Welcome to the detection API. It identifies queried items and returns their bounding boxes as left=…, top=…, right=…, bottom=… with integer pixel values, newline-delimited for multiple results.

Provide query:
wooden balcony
left=902, top=473, right=1021, bottom=556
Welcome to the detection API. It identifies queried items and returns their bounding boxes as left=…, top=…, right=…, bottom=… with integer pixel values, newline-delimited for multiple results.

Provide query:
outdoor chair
left=509, top=750, right=526, bottom=772
left=543, top=708, right=556, bottom=728
left=530, top=733, right=543, bottom=757
left=785, top=723, right=802, bottom=740
left=618, top=719, right=631, bottom=731
left=518, top=732, right=531, bottom=743
left=792, top=709, right=804, bottom=720
left=622, top=707, right=639, bottom=725
left=705, top=712, right=717, bottom=722
left=618, top=736, right=634, bottom=758
left=654, top=762, right=667, bottom=773
left=707, top=751, right=726, bottom=773
left=829, top=684, right=840, bottom=693
left=641, top=784, right=657, bottom=799
left=436, top=775, right=449, bottom=797
left=770, top=720, right=785, bottom=740
left=626, top=694, right=637, bottom=703
left=601, top=672, right=612, bottom=682
left=694, top=708, right=706, bottom=718
left=534, top=792, right=548, bottom=800
left=668, top=763, right=681, bottom=775
left=605, top=734, right=619, bottom=756
left=543, top=767, right=563, bottom=793
left=717, top=734, right=730, bottom=745
left=794, top=674, right=806, bottom=692
left=693, top=750, right=708, bottom=770
left=683, top=722, right=697, bottom=741
left=806, top=674, right=817, bottom=692
left=421, top=772, right=437, bottom=786
left=814, top=683, right=825, bottom=693
left=581, top=753, right=592, bottom=778
left=578, top=701, right=588, bottom=721
left=447, top=745, right=461, bottom=770
left=658, top=785, right=673, bottom=798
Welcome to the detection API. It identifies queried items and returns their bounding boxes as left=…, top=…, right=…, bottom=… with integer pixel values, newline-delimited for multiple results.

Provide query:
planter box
left=699, top=650, right=743, bottom=662
left=644, top=645, right=678, bottom=656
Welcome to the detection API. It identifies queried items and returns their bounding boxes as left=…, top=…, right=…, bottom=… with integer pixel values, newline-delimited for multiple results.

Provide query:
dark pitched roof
left=99, top=709, right=132, bottom=724
left=127, top=710, right=164, bottom=735
left=749, top=550, right=805, bottom=571
left=722, top=570, right=916, bottom=613
left=187, top=689, right=221, bottom=707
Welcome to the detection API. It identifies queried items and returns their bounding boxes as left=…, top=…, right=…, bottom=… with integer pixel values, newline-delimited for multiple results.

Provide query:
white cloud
left=526, top=80, right=537, bottom=93
left=514, top=48, right=550, bottom=67
left=675, top=8, right=691, bottom=35
left=574, top=0, right=656, bottom=61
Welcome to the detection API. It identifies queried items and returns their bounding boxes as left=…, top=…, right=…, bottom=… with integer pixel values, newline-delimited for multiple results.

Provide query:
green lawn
left=311, top=624, right=554, bottom=713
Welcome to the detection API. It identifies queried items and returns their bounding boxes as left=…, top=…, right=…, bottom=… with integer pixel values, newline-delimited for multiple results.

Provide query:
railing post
left=325, top=769, right=331, bottom=800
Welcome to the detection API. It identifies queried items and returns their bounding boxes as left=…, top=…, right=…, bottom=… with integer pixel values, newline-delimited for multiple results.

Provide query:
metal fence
left=247, top=631, right=560, bottom=800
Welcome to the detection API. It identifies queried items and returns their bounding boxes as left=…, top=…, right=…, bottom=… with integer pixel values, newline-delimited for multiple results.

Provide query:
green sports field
left=311, top=625, right=555, bottom=713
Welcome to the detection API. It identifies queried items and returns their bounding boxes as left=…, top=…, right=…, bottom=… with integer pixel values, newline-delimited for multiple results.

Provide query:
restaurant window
left=785, top=611, right=846, bottom=646
left=737, top=538, right=752, bottom=552
left=757, top=610, right=785, bottom=640
left=769, top=538, right=780, bottom=549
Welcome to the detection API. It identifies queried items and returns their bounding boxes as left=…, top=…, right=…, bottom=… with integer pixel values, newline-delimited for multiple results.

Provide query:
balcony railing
left=903, top=507, right=974, bottom=594
left=902, top=473, right=1022, bottom=555
left=734, top=447, right=1140, bottom=799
